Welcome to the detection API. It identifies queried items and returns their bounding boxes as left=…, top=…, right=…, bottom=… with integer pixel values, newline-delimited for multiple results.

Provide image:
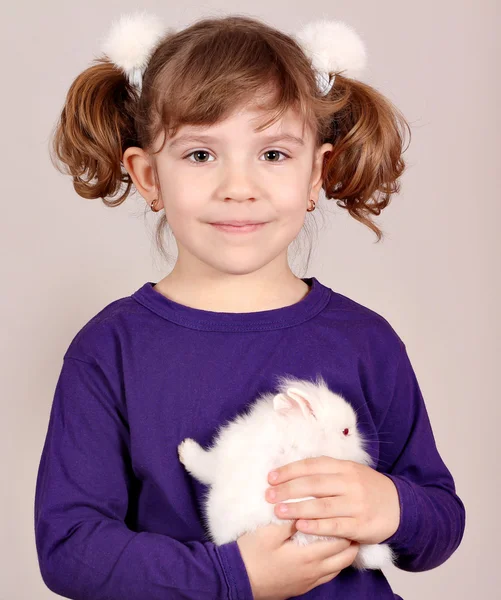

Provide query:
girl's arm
left=378, top=341, right=466, bottom=571
left=34, top=355, right=253, bottom=600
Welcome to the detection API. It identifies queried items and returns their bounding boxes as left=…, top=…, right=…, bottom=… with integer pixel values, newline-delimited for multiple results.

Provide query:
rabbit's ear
left=273, top=387, right=316, bottom=420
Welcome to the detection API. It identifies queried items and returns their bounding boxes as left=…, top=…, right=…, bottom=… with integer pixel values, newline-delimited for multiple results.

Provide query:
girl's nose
left=219, top=163, right=258, bottom=202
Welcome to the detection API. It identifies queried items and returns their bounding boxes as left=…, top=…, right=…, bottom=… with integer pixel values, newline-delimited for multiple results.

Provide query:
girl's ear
left=309, top=142, right=334, bottom=201
left=273, top=387, right=316, bottom=419
left=122, top=147, right=162, bottom=208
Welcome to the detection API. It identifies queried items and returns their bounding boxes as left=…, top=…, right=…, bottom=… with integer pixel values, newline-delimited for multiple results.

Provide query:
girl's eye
left=261, top=150, right=290, bottom=162
left=183, top=149, right=291, bottom=164
left=184, top=150, right=214, bottom=164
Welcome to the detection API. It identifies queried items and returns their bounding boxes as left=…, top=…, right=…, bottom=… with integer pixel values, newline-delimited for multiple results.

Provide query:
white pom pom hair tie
left=294, top=19, right=368, bottom=95
left=99, top=11, right=167, bottom=91
left=99, top=12, right=368, bottom=96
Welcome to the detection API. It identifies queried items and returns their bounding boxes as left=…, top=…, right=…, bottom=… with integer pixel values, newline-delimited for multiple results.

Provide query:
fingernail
left=267, top=489, right=277, bottom=501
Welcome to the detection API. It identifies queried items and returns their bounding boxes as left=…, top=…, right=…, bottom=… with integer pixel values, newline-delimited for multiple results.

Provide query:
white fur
left=295, top=18, right=368, bottom=80
left=178, top=374, right=397, bottom=571
left=100, top=11, right=166, bottom=87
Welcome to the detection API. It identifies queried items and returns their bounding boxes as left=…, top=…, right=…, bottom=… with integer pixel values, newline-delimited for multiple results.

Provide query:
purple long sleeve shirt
left=34, top=276, right=465, bottom=599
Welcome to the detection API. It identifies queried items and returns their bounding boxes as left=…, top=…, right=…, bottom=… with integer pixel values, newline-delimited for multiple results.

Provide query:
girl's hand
left=265, top=456, right=401, bottom=545
left=237, top=520, right=360, bottom=600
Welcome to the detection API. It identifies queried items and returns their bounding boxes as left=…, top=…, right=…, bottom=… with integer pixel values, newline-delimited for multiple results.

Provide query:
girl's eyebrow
left=167, top=133, right=305, bottom=149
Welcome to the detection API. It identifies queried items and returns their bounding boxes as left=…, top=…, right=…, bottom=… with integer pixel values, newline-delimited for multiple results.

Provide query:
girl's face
left=123, top=101, right=333, bottom=279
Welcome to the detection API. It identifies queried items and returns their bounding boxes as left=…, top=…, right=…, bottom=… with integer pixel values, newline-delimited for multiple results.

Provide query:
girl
left=34, top=12, right=465, bottom=600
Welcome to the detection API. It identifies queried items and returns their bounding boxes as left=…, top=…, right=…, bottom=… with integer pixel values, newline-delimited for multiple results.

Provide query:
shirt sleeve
left=378, top=341, right=466, bottom=572
left=34, top=355, right=253, bottom=600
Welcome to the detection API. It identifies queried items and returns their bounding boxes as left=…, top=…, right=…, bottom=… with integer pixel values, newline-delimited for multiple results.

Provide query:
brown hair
left=50, top=14, right=411, bottom=270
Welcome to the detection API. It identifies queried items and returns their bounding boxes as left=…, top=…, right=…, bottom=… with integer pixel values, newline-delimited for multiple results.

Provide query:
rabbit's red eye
left=343, top=428, right=349, bottom=436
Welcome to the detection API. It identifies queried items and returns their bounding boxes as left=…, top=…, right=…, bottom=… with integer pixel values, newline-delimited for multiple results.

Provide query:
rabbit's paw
left=178, top=438, right=202, bottom=468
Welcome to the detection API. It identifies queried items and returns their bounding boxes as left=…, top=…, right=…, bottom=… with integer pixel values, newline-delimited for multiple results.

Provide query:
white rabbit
left=177, top=373, right=397, bottom=571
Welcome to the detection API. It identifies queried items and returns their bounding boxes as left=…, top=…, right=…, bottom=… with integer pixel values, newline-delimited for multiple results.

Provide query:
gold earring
left=307, top=198, right=316, bottom=212
left=150, top=198, right=159, bottom=212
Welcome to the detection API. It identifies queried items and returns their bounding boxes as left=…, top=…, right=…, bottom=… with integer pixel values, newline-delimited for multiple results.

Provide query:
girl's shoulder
left=62, top=284, right=148, bottom=364
left=321, top=283, right=404, bottom=355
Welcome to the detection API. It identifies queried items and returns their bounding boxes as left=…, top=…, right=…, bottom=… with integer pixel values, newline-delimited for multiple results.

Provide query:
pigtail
left=49, top=57, right=139, bottom=206
left=322, top=75, right=412, bottom=241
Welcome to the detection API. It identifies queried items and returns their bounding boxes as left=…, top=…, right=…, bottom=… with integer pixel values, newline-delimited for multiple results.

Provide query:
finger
left=275, top=519, right=298, bottom=542
left=305, top=536, right=352, bottom=561
left=269, top=473, right=344, bottom=502
left=319, top=541, right=360, bottom=578
left=268, top=456, right=343, bottom=485
left=312, top=569, right=342, bottom=589
left=275, top=497, right=353, bottom=521
left=296, top=516, right=357, bottom=539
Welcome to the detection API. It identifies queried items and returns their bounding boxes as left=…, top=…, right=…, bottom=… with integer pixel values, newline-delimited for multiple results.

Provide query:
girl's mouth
left=210, top=223, right=267, bottom=233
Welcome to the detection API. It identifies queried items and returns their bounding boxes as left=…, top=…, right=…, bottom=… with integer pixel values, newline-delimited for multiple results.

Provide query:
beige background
left=2, top=1, right=499, bottom=599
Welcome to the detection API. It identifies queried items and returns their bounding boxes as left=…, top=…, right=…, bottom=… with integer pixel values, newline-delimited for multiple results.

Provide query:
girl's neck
left=153, top=272, right=311, bottom=313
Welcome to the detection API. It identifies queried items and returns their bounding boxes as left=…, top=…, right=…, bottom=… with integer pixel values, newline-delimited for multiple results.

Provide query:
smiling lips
left=210, top=222, right=267, bottom=233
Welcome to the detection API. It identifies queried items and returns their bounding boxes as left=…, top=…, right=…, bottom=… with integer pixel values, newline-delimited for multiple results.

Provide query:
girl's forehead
left=151, top=94, right=316, bottom=152
left=177, top=104, right=311, bottom=139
